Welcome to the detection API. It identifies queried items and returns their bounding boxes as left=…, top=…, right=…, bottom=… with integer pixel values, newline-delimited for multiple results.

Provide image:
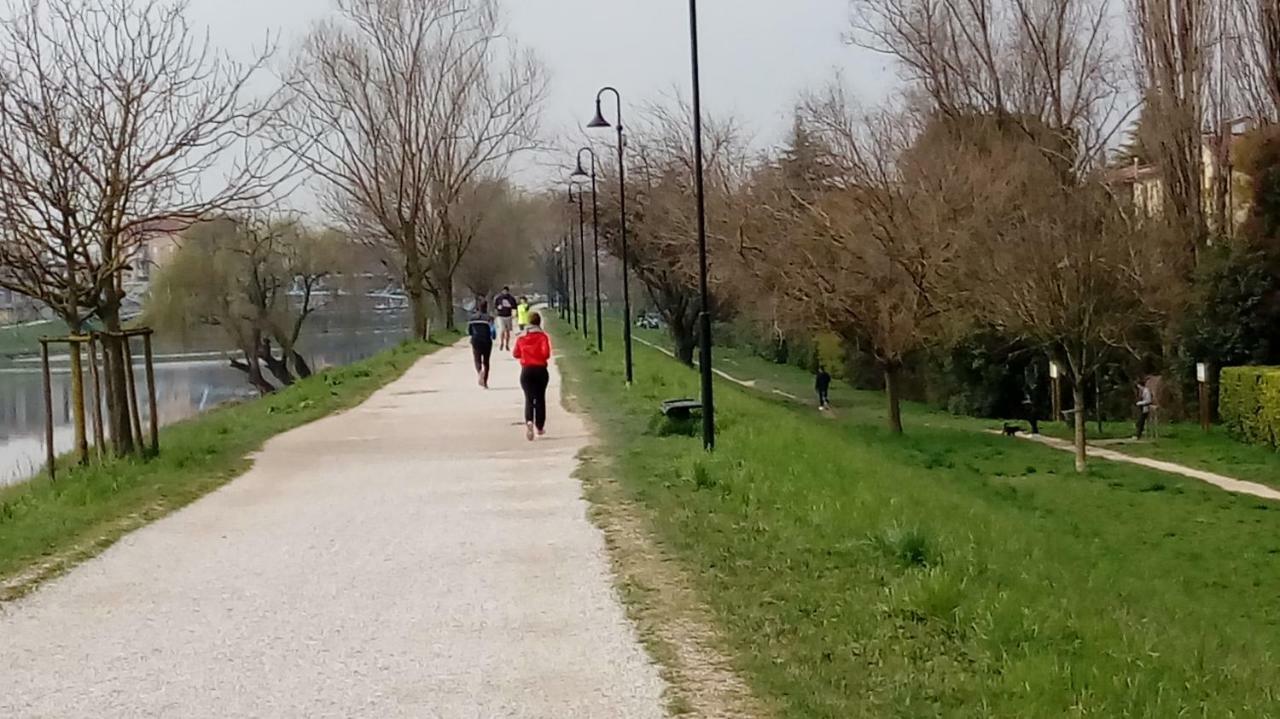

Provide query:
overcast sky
left=189, top=0, right=895, bottom=190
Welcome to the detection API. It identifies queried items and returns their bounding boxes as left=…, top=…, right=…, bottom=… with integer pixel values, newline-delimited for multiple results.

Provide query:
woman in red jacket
left=512, top=311, right=552, bottom=440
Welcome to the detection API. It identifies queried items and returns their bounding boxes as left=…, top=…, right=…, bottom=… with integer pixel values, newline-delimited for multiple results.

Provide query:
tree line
left=589, top=0, right=1280, bottom=472
left=0, top=0, right=548, bottom=459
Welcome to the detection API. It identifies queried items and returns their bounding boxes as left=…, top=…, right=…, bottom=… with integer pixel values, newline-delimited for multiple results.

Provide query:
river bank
left=0, top=339, right=445, bottom=600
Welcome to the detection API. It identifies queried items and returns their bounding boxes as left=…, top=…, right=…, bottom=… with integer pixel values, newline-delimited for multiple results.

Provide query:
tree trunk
left=99, top=303, right=135, bottom=456
left=403, top=231, right=430, bottom=341
left=1073, top=383, right=1087, bottom=473
left=68, top=342, right=89, bottom=464
left=885, top=364, right=904, bottom=435
left=234, top=330, right=276, bottom=395
left=435, top=280, right=456, bottom=331
left=291, top=351, right=312, bottom=379
left=257, top=338, right=295, bottom=387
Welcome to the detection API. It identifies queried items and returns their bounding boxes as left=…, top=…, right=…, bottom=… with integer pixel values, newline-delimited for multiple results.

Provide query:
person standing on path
left=513, top=311, right=551, bottom=441
left=815, top=365, right=832, bottom=410
left=493, top=286, right=517, bottom=351
left=1135, top=376, right=1155, bottom=439
left=516, top=296, right=531, bottom=332
left=467, top=299, right=495, bottom=388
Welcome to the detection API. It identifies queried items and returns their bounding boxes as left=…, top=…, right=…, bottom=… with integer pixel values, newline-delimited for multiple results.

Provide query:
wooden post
left=39, top=339, right=55, bottom=481
left=121, top=334, right=143, bottom=448
left=1049, top=361, right=1062, bottom=422
left=1197, top=362, right=1211, bottom=432
left=68, top=338, right=89, bottom=465
left=143, top=331, right=159, bottom=455
left=1095, top=367, right=1103, bottom=435
left=87, top=334, right=106, bottom=458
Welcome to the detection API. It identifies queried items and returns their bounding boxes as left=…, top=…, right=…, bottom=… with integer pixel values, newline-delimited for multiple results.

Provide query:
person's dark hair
left=477, top=299, right=488, bottom=313
left=529, top=311, right=542, bottom=327
left=502, top=285, right=510, bottom=292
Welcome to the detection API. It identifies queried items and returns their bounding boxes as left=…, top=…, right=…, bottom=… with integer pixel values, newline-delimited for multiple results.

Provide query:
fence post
left=87, top=334, right=106, bottom=458
left=143, top=331, right=159, bottom=454
left=40, top=339, right=55, bottom=481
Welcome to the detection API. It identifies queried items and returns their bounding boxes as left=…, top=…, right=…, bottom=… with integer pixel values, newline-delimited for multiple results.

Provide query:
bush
left=1219, top=366, right=1280, bottom=446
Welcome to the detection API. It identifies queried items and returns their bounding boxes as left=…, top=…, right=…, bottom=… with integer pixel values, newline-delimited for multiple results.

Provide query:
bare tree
left=148, top=215, right=340, bottom=393
left=1128, top=0, right=1223, bottom=253
left=850, top=0, right=1132, bottom=175
left=0, top=0, right=284, bottom=455
left=592, top=101, right=750, bottom=364
left=281, top=0, right=545, bottom=337
left=744, top=91, right=965, bottom=434
left=1227, top=0, right=1280, bottom=124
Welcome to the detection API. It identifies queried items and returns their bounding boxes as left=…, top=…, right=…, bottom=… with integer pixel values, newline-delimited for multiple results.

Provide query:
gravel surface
left=0, top=340, right=667, bottom=718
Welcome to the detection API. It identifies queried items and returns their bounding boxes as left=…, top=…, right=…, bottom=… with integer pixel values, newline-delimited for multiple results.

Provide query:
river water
left=0, top=309, right=410, bottom=486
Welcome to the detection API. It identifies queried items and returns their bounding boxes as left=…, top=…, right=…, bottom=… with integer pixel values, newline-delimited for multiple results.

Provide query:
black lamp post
left=588, top=86, right=633, bottom=384
left=686, top=0, right=715, bottom=451
left=566, top=211, right=578, bottom=330
left=567, top=185, right=588, bottom=341
left=572, top=147, right=604, bottom=353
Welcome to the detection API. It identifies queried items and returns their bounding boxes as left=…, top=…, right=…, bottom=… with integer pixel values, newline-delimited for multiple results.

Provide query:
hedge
left=1220, top=366, right=1280, bottom=447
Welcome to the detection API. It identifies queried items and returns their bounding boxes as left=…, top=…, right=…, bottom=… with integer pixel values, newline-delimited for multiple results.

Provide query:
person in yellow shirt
left=516, top=297, right=531, bottom=332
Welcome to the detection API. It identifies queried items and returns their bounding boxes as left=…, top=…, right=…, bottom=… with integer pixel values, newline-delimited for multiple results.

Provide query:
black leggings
left=520, top=366, right=550, bottom=430
left=472, top=341, right=492, bottom=382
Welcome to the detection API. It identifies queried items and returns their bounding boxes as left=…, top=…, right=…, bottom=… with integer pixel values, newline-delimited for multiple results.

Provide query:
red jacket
left=513, top=329, right=551, bottom=368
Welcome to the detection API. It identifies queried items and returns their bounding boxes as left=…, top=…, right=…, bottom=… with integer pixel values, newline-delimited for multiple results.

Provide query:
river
left=0, top=309, right=411, bottom=486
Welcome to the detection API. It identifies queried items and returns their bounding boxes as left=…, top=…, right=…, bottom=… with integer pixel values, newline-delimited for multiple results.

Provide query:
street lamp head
left=587, top=99, right=611, bottom=129
left=570, top=157, right=589, bottom=181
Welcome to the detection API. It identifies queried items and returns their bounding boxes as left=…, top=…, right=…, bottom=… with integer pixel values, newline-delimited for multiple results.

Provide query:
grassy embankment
left=0, top=320, right=63, bottom=358
left=0, top=339, right=443, bottom=598
left=635, top=328, right=1280, bottom=489
left=562, top=327, right=1280, bottom=717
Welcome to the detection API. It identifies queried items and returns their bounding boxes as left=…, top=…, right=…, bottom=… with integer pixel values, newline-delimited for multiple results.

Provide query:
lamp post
left=588, top=86, right=633, bottom=383
left=566, top=212, right=578, bottom=330
left=572, top=147, right=604, bottom=353
left=686, top=0, right=715, bottom=451
left=567, top=185, right=588, bottom=341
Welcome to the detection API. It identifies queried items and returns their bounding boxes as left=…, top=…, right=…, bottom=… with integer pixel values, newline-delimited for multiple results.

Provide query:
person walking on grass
left=1135, top=376, right=1154, bottom=439
left=516, top=296, right=531, bottom=332
left=467, top=300, right=495, bottom=388
left=513, top=311, right=551, bottom=441
left=493, top=286, right=517, bottom=351
left=815, top=365, right=832, bottom=411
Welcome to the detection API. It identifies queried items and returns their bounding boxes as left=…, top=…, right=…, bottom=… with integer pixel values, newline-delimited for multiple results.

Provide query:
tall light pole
left=687, top=0, right=715, bottom=451
left=588, top=86, right=633, bottom=383
left=572, top=147, right=604, bottom=353
left=568, top=184, right=588, bottom=341
left=565, top=211, right=578, bottom=330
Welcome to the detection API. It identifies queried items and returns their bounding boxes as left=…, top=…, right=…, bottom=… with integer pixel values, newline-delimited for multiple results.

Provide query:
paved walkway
left=0, top=339, right=666, bottom=718
left=1019, top=432, right=1280, bottom=501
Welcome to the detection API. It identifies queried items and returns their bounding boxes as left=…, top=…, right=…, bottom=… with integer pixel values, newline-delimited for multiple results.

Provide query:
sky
left=188, top=0, right=897, bottom=190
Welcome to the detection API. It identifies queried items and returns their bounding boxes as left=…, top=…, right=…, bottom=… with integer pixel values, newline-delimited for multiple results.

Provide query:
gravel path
left=0, top=339, right=667, bottom=718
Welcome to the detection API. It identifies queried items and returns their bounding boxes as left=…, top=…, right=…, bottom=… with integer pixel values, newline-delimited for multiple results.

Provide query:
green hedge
left=1220, top=366, right=1280, bottom=447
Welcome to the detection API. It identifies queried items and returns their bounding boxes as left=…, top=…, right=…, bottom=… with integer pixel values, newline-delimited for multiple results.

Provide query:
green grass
left=562, top=327, right=1280, bottom=717
left=0, top=320, right=64, bottom=358
left=0, top=338, right=443, bottom=594
left=634, top=327, right=1280, bottom=488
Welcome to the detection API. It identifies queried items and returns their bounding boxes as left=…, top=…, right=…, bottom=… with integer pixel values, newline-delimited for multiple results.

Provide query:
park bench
left=660, top=398, right=702, bottom=421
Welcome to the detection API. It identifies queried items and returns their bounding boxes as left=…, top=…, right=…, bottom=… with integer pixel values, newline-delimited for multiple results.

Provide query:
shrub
left=1219, top=366, right=1280, bottom=446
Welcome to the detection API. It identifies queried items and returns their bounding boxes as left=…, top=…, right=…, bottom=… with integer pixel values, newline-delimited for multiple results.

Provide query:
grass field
left=0, top=338, right=441, bottom=597
left=0, top=320, right=63, bottom=358
left=635, top=328, right=1280, bottom=490
left=561, top=325, right=1280, bottom=717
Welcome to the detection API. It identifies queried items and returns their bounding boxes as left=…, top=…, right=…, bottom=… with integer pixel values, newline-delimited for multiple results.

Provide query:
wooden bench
left=660, top=399, right=702, bottom=421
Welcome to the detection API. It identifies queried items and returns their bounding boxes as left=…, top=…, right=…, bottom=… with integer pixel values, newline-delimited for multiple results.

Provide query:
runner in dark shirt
left=493, top=286, right=517, bottom=351
left=468, top=300, right=495, bottom=388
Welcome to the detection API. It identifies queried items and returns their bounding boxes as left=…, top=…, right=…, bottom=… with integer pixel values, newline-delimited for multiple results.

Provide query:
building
left=0, top=287, right=42, bottom=324
left=1108, top=119, right=1257, bottom=239
left=122, top=217, right=192, bottom=286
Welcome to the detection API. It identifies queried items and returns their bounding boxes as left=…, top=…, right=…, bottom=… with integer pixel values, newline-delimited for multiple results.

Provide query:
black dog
left=1002, top=423, right=1024, bottom=437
